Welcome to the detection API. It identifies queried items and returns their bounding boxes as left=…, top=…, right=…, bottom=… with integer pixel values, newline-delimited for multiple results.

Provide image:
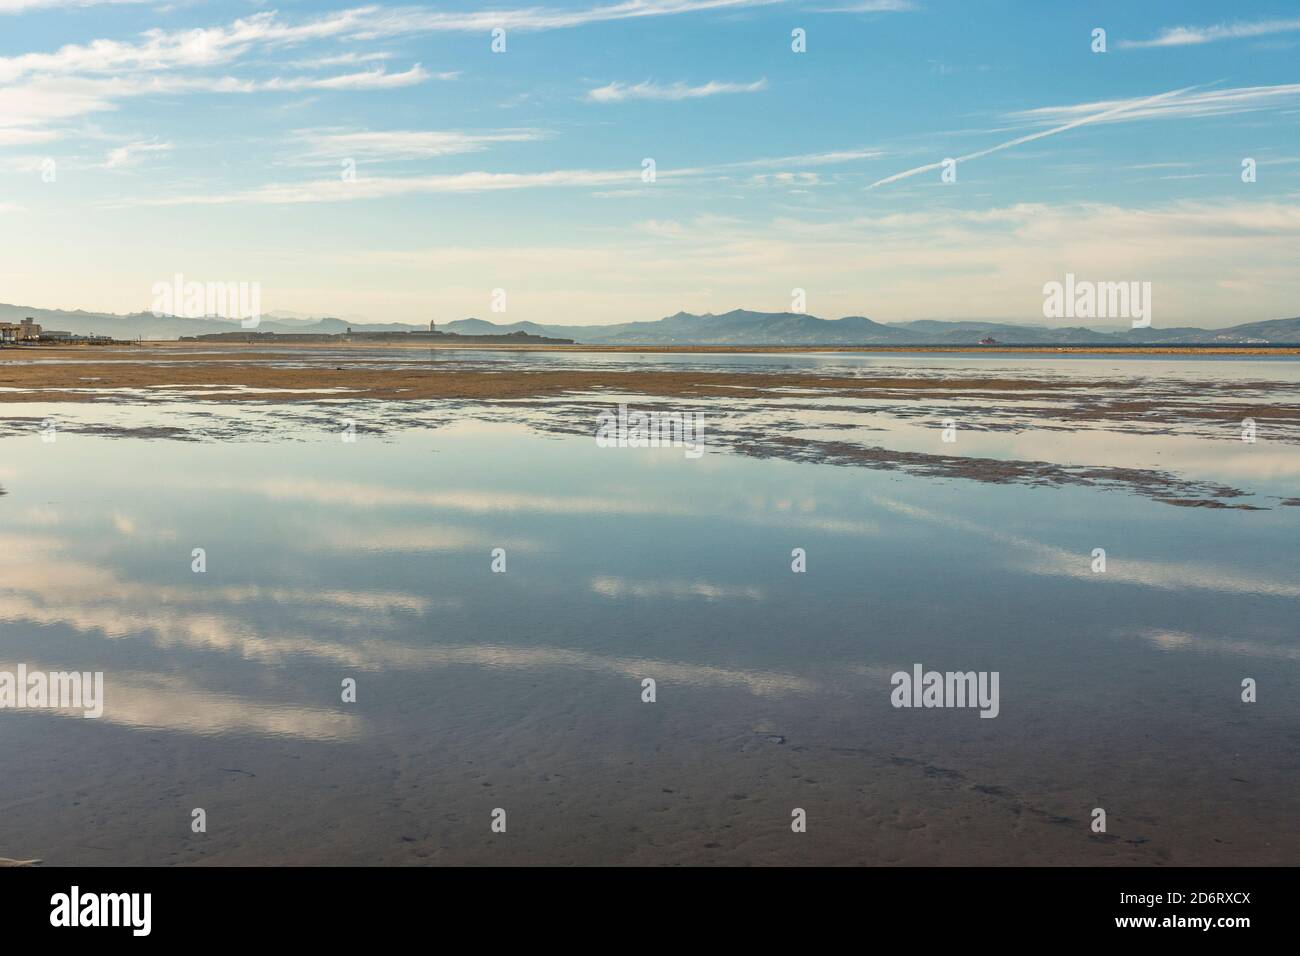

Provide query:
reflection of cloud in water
left=1139, top=630, right=1300, bottom=662
left=0, top=535, right=812, bottom=696
left=106, top=512, right=178, bottom=542
left=228, top=478, right=686, bottom=516
left=0, top=533, right=437, bottom=614
left=314, top=523, right=542, bottom=554
left=0, top=533, right=444, bottom=667
left=0, top=590, right=396, bottom=668
left=0, top=660, right=359, bottom=740
left=364, top=642, right=817, bottom=697
left=214, top=477, right=879, bottom=535
left=11, top=506, right=59, bottom=526
left=590, top=576, right=764, bottom=601
left=1048, top=553, right=1300, bottom=599
left=873, top=496, right=1300, bottom=599
left=2, top=593, right=813, bottom=696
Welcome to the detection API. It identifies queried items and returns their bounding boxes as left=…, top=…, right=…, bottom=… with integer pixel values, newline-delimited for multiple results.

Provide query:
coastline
left=3, top=344, right=1298, bottom=410
left=5, top=341, right=1300, bottom=357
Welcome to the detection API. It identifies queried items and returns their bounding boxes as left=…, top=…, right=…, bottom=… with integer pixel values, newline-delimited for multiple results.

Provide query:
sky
left=1, top=0, right=1298, bottom=327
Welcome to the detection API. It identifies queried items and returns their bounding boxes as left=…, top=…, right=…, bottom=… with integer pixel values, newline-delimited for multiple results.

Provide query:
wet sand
left=6, top=340, right=1300, bottom=358
left=3, top=345, right=1299, bottom=417
left=3, top=344, right=1296, bottom=510
left=1, top=348, right=1297, bottom=866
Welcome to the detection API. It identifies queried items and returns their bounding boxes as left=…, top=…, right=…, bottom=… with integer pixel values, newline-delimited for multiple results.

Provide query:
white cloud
left=693, top=148, right=883, bottom=171
left=288, top=51, right=393, bottom=69
left=0, top=0, right=149, bottom=12
left=0, top=1, right=782, bottom=69
left=749, top=171, right=820, bottom=186
left=342, top=0, right=785, bottom=36
left=815, top=1, right=918, bottom=12
left=0, top=3, right=767, bottom=147
left=100, top=140, right=171, bottom=169
left=114, top=168, right=640, bottom=206
left=1008, top=83, right=1300, bottom=126
left=586, top=78, right=767, bottom=102
left=1121, top=17, right=1300, bottom=49
left=105, top=145, right=883, bottom=206
left=0, top=125, right=58, bottom=145
left=295, top=127, right=547, bottom=161
left=0, top=66, right=439, bottom=146
left=260, top=64, right=436, bottom=90
left=0, top=8, right=458, bottom=84
left=0, top=13, right=307, bottom=83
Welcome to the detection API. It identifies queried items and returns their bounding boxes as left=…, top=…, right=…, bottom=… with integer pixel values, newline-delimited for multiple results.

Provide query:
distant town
left=0, top=317, right=119, bottom=346
left=0, top=315, right=578, bottom=348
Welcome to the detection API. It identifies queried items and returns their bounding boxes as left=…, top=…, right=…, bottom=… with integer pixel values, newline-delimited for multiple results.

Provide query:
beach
left=1, top=345, right=1297, bottom=865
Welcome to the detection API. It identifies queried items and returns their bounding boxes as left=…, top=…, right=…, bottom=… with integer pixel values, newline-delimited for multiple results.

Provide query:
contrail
left=868, top=84, right=1199, bottom=188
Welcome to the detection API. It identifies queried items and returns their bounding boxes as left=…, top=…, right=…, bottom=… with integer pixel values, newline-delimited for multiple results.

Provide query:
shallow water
left=1, top=352, right=1297, bottom=864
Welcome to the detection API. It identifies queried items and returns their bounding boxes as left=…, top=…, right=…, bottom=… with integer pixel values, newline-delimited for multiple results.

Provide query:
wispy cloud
left=343, top=0, right=785, bottom=35
left=0, top=0, right=149, bottom=12
left=0, top=0, right=779, bottom=60
left=0, top=125, right=58, bottom=146
left=105, top=145, right=883, bottom=207
left=0, top=9, right=459, bottom=83
left=288, top=51, right=393, bottom=69
left=691, top=147, right=882, bottom=171
left=113, top=169, right=641, bottom=206
left=0, top=66, right=440, bottom=146
left=260, top=64, right=438, bottom=90
left=586, top=78, right=767, bottom=102
left=815, top=0, right=917, bottom=12
left=1121, top=17, right=1300, bottom=49
left=1008, top=83, right=1300, bottom=126
left=0, top=12, right=334, bottom=82
left=295, top=127, right=548, bottom=162
left=100, top=140, right=171, bottom=169
left=869, top=85, right=1196, bottom=188
left=0, top=4, right=767, bottom=148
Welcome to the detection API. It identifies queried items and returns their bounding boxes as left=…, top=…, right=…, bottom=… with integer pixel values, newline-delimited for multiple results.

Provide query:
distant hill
left=445, top=310, right=917, bottom=345
left=3, top=302, right=1298, bottom=345
left=444, top=310, right=1300, bottom=346
left=0, top=304, right=425, bottom=340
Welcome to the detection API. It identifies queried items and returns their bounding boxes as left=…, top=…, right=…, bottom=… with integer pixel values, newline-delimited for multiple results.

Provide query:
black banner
left=0, top=867, right=1290, bottom=942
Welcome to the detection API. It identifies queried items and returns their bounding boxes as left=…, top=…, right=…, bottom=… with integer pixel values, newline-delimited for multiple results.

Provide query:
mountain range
left=442, top=311, right=1300, bottom=345
left=4, top=303, right=1299, bottom=346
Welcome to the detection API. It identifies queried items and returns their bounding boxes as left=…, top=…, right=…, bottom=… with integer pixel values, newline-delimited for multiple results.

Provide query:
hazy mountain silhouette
left=444, top=309, right=1300, bottom=345
left=3, top=303, right=1298, bottom=345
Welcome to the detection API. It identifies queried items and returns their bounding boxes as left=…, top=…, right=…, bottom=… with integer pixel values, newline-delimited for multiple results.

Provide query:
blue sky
left=1, top=0, right=1298, bottom=326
